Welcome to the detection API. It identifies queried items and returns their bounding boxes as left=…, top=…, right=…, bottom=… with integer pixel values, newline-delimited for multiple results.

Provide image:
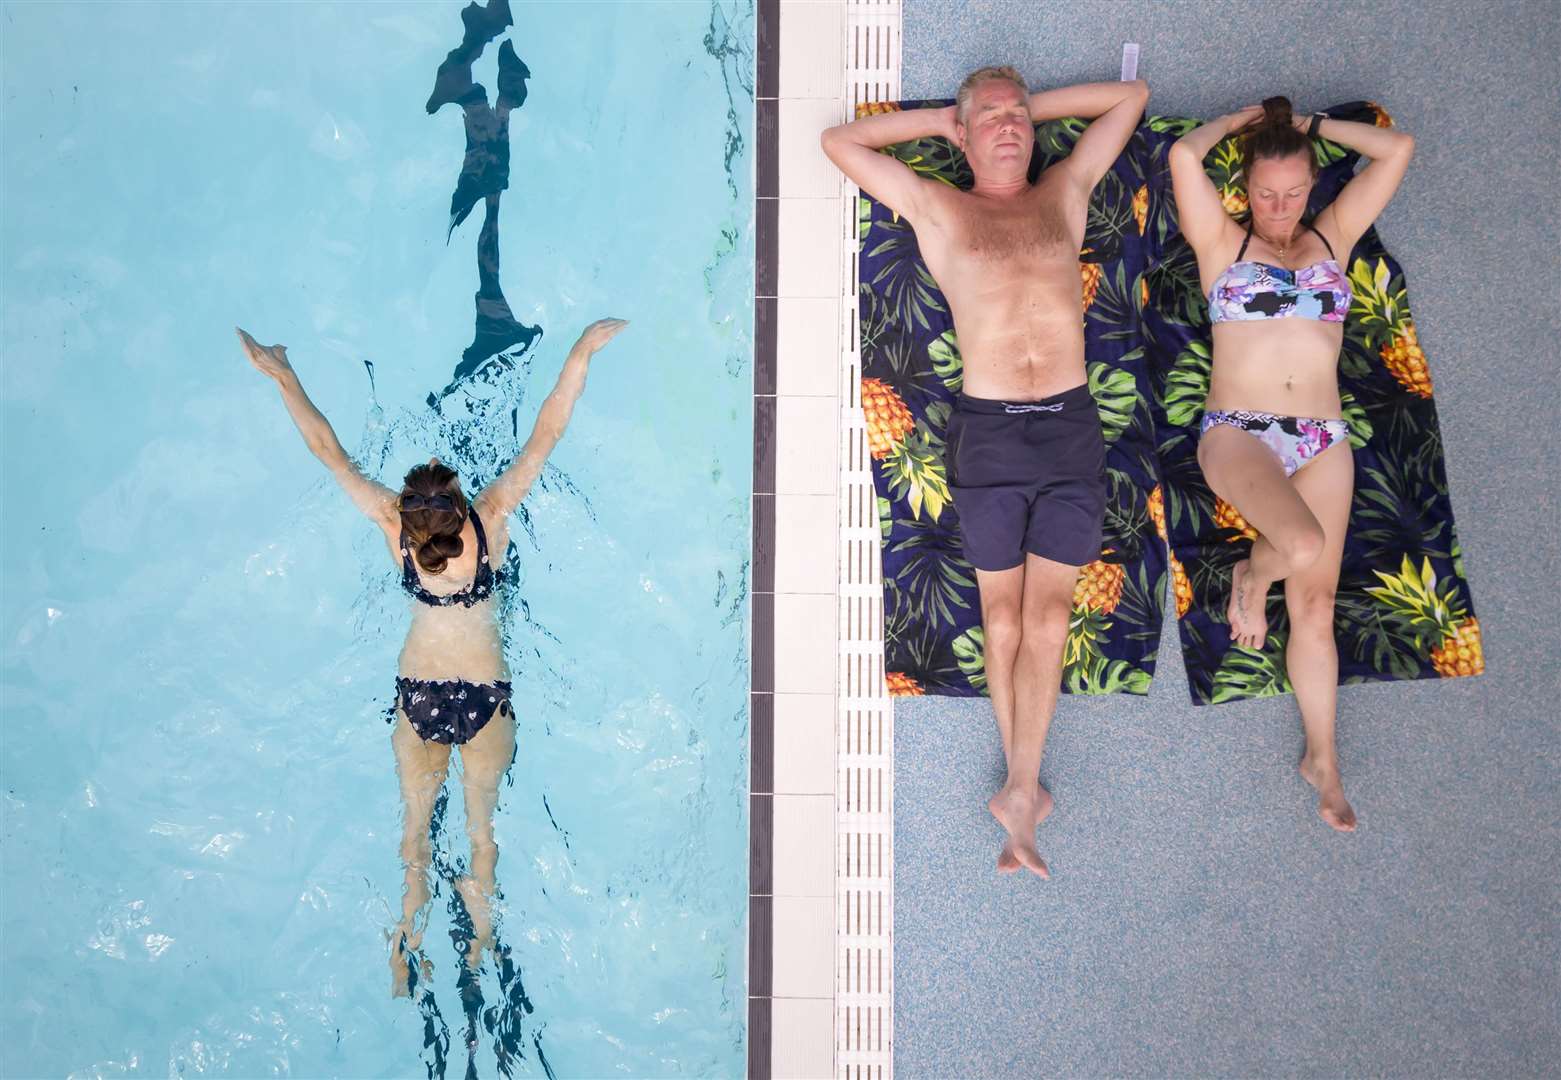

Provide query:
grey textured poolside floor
left=894, top=2, right=1560, bottom=1075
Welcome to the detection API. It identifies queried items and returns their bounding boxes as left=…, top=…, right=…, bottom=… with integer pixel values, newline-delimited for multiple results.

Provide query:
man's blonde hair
left=955, top=65, right=1029, bottom=126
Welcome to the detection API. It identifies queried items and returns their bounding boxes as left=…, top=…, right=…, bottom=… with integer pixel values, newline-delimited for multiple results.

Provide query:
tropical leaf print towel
left=858, top=99, right=1482, bottom=705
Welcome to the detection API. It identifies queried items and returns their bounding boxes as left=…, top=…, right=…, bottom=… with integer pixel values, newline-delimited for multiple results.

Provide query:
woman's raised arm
left=1307, top=115, right=1415, bottom=254
left=235, top=327, right=397, bottom=527
left=1169, top=105, right=1263, bottom=255
left=476, top=318, right=629, bottom=521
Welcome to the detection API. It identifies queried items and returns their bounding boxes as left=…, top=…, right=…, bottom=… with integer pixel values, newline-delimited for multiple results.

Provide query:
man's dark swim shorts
left=945, top=384, right=1106, bottom=571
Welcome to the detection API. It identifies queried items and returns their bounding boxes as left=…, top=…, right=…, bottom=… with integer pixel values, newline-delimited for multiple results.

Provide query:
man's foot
left=1298, top=756, right=1358, bottom=832
left=997, top=785, right=1054, bottom=873
left=1226, top=559, right=1268, bottom=649
left=988, top=784, right=1049, bottom=878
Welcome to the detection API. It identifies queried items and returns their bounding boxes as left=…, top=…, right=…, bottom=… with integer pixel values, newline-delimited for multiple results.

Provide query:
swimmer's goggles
left=398, top=492, right=459, bottom=512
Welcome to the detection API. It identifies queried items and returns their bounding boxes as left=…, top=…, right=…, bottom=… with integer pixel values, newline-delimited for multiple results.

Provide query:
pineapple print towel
left=858, top=99, right=1482, bottom=705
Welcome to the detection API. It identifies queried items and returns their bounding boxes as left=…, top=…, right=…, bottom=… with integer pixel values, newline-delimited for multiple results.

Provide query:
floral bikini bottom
left=391, top=677, right=512, bottom=745
left=1200, top=409, right=1351, bottom=478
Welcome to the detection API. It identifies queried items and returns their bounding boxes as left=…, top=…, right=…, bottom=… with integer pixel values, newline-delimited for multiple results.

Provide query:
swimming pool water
left=1, top=2, right=753, bottom=1075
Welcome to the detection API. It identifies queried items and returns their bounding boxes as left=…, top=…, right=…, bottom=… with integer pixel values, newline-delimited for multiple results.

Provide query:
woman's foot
left=997, top=784, right=1054, bottom=873
left=1299, top=755, right=1357, bottom=832
left=455, top=874, right=495, bottom=970
left=387, top=925, right=430, bottom=998
left=1226, top=559, right=1269, bottom=649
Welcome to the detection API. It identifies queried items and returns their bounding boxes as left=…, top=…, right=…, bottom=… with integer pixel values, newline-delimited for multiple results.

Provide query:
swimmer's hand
left=234, top=327, right=294, bottom=382
left=573, top=317, right=629, bottom=356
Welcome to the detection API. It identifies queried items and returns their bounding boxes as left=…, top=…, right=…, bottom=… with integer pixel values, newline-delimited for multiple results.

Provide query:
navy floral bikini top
left=399, top=509, right=500, bottom=607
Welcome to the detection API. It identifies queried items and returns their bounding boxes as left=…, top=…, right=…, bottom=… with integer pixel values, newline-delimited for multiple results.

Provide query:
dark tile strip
left=756, top=0, right=779, bottom=100
left=756, top=97, right=778, bottom=200
left=753, top=396, right=776, bottom=496
left=750, top=792, right=774, bottom=896
left=752, top=491, right=775, bottom=596
left=751, top=591, right=774, bottom=693
left=747, top=996, right=772, bottom=1080
left=755, top=197, right=778, bottom=299
left=751, top=3, right=780, bottom=1077
left=754, top=295, right=776, bottom=394
left=750, top=691, right=774, bottom=793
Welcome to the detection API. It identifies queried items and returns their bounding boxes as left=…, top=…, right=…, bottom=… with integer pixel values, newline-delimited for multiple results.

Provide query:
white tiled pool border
left=751, top=2, right=898, bottom=1078
left=833, top=10, right=900, bottom=1080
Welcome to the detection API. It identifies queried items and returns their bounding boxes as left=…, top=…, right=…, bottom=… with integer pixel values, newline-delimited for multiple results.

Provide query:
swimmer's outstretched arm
left=476, top=318, right=629, bottom=520
left=235, top=327, right=398, bottom=527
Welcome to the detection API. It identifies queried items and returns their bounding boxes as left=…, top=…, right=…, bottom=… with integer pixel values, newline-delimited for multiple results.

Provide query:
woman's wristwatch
left=1308, top=112, right=1326, bottom=140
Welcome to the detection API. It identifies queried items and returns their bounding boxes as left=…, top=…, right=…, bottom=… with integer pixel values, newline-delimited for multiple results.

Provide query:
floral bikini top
left=399, top=509, right=500, bottom=607
left=1207, top=222, right=1351, bottom=324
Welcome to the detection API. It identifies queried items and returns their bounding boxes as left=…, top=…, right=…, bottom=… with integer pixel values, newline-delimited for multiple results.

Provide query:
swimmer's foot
left=996, top=784, right=1054, bottom=874
left=1299, top=755, right=1357, bottom=833
left=455, top=874, right=495, bottom=970
left=988, top=783, right=1049, bottom=879
left=387, top=925, right=430, bottom=998
left=1226, top=559, right=1269, bottom=650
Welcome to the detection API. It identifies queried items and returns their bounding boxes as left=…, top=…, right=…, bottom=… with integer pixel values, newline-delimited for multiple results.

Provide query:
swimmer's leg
left=389, top=709, right=452, bottom=996
left=455, top=702, right=516, bottom=969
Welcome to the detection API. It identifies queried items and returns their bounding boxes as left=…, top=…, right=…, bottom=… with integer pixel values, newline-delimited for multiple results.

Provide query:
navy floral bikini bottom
left=390, top=677, right=512, bottom=745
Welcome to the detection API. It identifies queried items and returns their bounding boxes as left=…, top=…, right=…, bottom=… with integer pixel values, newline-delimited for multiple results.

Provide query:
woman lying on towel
left=1169, top=97, right=1414, bottom=832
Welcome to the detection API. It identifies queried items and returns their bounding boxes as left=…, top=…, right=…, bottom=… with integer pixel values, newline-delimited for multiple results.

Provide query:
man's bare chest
left=931, top=188, right=1081, bottom=269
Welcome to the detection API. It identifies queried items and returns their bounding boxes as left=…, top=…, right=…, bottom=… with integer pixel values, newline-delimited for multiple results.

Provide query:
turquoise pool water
left=1, top=2, right=753, bottom=1075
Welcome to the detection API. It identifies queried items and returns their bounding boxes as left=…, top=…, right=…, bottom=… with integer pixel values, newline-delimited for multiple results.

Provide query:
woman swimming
left=235, top=317, right=628, bottom=989
left=1170, top=97, right=1414, bottom=831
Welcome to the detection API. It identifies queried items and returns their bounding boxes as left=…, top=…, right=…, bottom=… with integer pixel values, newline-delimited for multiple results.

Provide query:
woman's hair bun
left=1240, top=94, right=1316, bottom=178
left=1261, top=95, right=1294, bottom=129
left=416, top=531, right=465, bottom=575
left=400, top=460, right=468, bottom=574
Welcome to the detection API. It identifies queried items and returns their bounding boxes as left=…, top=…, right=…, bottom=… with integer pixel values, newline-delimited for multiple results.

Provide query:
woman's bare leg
left=455, top=704, right=516, bottom=969
left=1198, top=425, right=1327, bottom=648
left=1283, top=442, right=1358, bottom=832
left=389, top=709, right=452, bottom=995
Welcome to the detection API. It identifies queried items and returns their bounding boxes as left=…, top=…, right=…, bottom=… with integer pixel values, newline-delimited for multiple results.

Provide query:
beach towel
left=858, top=99, right=1482, bottom=705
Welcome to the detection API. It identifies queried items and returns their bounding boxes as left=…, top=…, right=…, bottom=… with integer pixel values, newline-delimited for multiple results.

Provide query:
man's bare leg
left=974, top=565, right=1047, bottom=873
left=987, top=553, right=1077, bottom=878
left=975, top=565, right=1025, bottom=763
left=974, top=565, right=1034, bottom=873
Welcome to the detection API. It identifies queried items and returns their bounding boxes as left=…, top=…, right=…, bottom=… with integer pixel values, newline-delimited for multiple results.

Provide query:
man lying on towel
left=823, top=68, right=1147, bottom=878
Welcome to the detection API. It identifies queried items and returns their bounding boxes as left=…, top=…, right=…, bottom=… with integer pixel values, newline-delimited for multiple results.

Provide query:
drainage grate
left=836, top=4, right=899, bottom=1077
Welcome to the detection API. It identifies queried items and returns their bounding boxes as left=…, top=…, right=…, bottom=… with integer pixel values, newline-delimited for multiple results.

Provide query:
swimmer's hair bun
left=416, top=531, right=465, bottom=576
left=399, top=459, right=468, bottom=574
